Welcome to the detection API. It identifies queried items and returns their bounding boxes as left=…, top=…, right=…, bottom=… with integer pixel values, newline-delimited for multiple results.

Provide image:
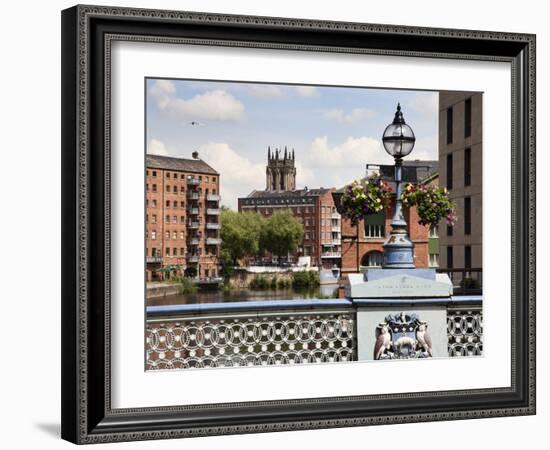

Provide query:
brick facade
left=145, top=155, right=221, bottom=281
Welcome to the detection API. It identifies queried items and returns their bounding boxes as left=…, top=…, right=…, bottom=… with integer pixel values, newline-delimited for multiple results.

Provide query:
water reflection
left=147, top=284, right=340, bottom=306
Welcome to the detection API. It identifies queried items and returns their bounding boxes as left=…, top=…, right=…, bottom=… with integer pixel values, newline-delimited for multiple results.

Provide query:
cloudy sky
left=146, top=78, right=439, bottom=210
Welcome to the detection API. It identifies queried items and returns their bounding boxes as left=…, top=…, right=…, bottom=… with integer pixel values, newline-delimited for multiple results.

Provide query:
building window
left=447, top=246, right=454, bottom=269
left=166, top=185, right=170, bottom=192
left=181, top=247, right=185, bottom=255
left=151, top=214, right=156, bottom=224
left=464, top=147, right=471, bottom=186
left=180, top=231, right=184, bottom=239
left=173, top=248, right=177, bottom=256
left=152, top=199, right=157, bottom=208
left=364, top=211, right=385, bottom=238
left=166, top=172, right=170, bottom=178
left=465, top=245, right=472, bottom=268
left=447, top=225, right=453, bottom=236
left=464, top=197, right=471, bottom=235
left=165, top=231, right=170, bottom=240
left=465, top=97, right=472, bottom=138
left=172, top=231, right=177, bottom=239
left=429, top=225, right=439, bottom=238
left=151, top=230, right=156, bottom=240
left=165, top=247, right=170, bottom=256
left=166, top=200, right=170, bottom=208
left=173, top=215, right=177, bottom=224
left=361, top=251, right=383, bottom=268
left=145, top=214, right=148, bottom=223
left=180, top=216, right=185, bottom=223
left=429, top=253, right=439, bottom=267
left=446, top=153, right=453, bottom=190
left=152, top=184, right=157, bottom=192
left=146, top=184, right=149, bottom=192
left=446, top=106, right=453, bottom=144
left=152, top=171, right=157, bottom=177
left=165, top=215, right=170, bottom=223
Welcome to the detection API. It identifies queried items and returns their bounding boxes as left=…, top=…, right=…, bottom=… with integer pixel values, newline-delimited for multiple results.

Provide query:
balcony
left=321, top=251, right=342, bottom=258
left=145, top=296, right=483, bottom=370
left=186, top=254, right=199, bottom=263
left=187, top=192, right=199, bottom=200
left=187, top=177, right=200, bottom=185
left=188, top=238, right=199, bottom=245
left=331, top=212, right=341, bottom=219
left=187, top=222, right=199, bottom=229
left=206, top=223, right=221, bottom=230
left=206, top=194, right=221, bottom=202
left=188, top=207, right=199, bottom=215
left=146, top=256, right=163, bottom=263
left=206, top=208, right=221, bottom=215
left=206, top=237, right=222, bottom=245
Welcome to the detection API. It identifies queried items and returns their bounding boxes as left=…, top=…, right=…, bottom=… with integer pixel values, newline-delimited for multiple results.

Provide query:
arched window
left=360, top=250, right=383, bottom=268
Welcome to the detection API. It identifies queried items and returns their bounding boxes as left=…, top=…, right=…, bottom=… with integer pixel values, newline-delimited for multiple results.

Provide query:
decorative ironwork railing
left=146, top=300, right=356, bottom=370
left=447, top=305, right=483, bottom=357
left=145, top=297, right=482, bottom=371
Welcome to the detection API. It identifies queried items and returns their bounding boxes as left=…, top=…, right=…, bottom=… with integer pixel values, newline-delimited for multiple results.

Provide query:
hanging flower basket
left=337, top=172, right=392, bottom=225
left=401, top=183, right=457, bottom=227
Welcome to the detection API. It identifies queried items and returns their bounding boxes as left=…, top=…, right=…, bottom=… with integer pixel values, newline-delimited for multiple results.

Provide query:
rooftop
left=146, top=154, right=219, bottom=175
left=245, top=187, right=333, bottom=199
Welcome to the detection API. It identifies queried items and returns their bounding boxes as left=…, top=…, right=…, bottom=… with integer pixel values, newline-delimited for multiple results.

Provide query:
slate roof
left=146, top=154, right=219, bottom=175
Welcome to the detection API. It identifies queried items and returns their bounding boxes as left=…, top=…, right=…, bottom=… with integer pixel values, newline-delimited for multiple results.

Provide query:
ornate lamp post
left=381, top=103, right=416, bottom=268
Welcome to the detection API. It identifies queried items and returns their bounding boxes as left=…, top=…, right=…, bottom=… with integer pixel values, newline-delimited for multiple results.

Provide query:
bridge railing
left=146, top=296, right=482, bottom=371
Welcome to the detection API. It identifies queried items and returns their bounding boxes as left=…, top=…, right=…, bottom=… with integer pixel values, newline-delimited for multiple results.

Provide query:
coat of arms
left=374, top=312, right=433, bottom=360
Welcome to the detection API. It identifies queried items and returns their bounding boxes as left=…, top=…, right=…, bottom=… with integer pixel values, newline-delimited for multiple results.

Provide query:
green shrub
left=292, top=270, right=320, bottom=288
left=171, top=276, right=198, bottom=295
left=249, top=275, right=270, bottom=290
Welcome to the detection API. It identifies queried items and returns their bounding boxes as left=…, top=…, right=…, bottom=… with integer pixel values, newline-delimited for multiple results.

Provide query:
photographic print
left=144, top=79, right=483, bottom=370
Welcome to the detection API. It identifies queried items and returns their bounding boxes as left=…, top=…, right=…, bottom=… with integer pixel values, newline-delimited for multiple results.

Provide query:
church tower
left=266, top=146, right=296, bottom=192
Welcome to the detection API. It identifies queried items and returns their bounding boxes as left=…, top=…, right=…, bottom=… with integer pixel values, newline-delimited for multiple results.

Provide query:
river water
left=147, top=284, right=340, bottom=306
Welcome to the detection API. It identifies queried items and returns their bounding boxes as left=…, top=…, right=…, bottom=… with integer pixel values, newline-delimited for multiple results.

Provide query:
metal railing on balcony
left=146, top=256, right=163, bottom=263
left=186, top=254, right=199, bottom=263
left=206, top=194, right=221, bottom=202
left=145, top=296, right=482, bottom=370
left=331, top=212, right=341, bottom=219
left=187, top=192, right=199, bottom=200
left=187, top=177, right=200, bottom=185
left=187, top=222, right=199, bottom=229
left=206, top=208, right=221, bottom=215
left=188, top=207, right=199, bottom=215
left=188, top=238, right=199, bottom=245
left=206, top=223, right=221, bottom=230
left=321, top=251, right=342, bottom=258
left=206, top=237, right=222, bottom=245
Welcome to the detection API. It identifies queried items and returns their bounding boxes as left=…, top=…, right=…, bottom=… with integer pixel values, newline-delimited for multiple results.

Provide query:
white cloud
left=149, top=80, right=245, bottom=122
left=304, top=136, right=394, bottom=169
left=408, top=135, right=438, bottom=161
left=295, top=86, right=318, bottom=97
left=198, top=142, right=265, bottom=210
left=147, top=139, right=171, bottom=156
left=321, top=108, right=377, bottom=124
left=248, top=85, right=285, bottom=98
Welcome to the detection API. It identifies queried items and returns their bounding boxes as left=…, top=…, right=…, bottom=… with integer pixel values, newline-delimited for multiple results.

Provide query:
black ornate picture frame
left=61, top=4, right=536, bottom=444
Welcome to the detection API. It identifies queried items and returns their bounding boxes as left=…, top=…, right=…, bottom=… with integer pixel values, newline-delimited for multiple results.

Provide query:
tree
left=260, top=209, right=304, bottom=262
left=220, top=208, right=265, bottom=266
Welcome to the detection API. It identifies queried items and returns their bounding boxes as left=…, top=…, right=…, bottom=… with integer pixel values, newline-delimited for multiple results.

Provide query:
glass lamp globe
left=382, top=103, right=416, bottom=158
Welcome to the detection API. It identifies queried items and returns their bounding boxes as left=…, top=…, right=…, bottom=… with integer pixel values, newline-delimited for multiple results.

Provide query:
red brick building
left=145, top=154, right=221, bottom=281
left=335, top=162, right=438, bottom=275
left=238, top=148, right=341, bottom=268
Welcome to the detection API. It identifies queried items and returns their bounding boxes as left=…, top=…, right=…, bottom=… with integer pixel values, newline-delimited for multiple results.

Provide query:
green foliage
left=170, top=276, right=198, bottom=295
left=260, top=210, right=304, bottom=260
left=220, top=208, right=266, bottom=266
left=338, top=172, right=392, bottom=225
left=401, top=183, right=457, bottom=227
left=249, top=275, right=273, bottom=290
left=291, top=270, right=320, bottom=288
